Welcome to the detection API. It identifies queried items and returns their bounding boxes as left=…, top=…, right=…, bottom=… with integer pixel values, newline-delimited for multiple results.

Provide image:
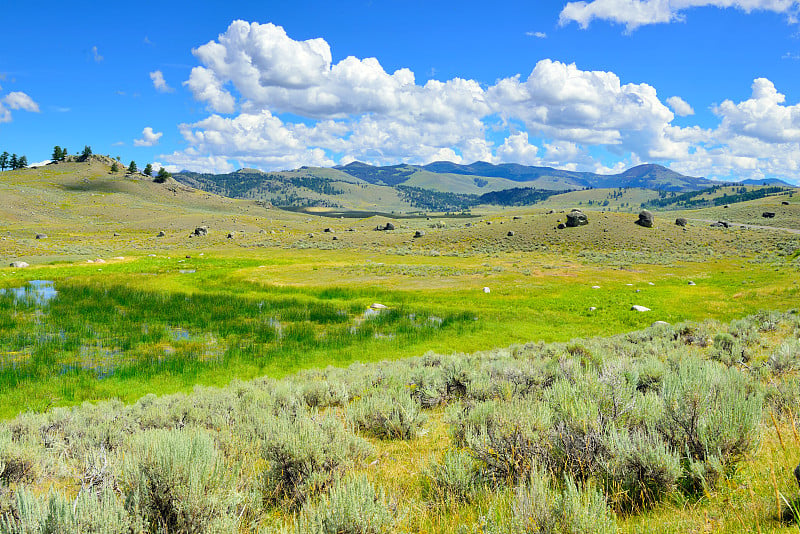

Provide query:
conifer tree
left=0, top=152, right=8, bottom=171
left=52, top=146, right=63, bottom=162
left=128, top=161, right=137, bottom=173
left=143, top=163, right=153, bottom=176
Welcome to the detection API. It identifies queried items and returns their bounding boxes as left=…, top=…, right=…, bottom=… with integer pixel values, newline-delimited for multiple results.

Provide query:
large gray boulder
left=636, top=210, right=654, bottom=228
left=565, top=209, right=588, bottom=227
left=675, top=217, right=688, bottom=227
left=9, top=261, right=29, bottom=268
left=192, top=226, right=209, bottom=236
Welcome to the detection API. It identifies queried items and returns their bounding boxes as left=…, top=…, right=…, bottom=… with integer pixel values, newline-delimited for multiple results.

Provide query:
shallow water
left=0, top=280, right=58, bottom=305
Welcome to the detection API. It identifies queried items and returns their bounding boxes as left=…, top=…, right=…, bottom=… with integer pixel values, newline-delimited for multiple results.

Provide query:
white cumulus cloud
left=666, top=96, right=695, bottom=116
left=560, top=0, right=800, bottom=31
left=166, top=20, right=800, bottom=183
left=0, top=91, right=40, bottom=123
left=134, top=127, right=164, bottom=147
left=150, top=70, right=173, bottom=93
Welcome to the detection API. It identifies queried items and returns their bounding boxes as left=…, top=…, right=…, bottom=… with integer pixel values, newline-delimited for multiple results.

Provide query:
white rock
left=370, top=303, right=388, bottom=309
left=592, top=285, right=601, bottom=289
left=631, top=305, right=651, bottom=312
left=483, top=287, right=491, bottom=293
left=648, top=282, right=655, bottom=286
left=9, top=261, right=29, bottom=268
left=589, top=307, right=597, bottom=311
left=688, top=281, right=696, bottom=286
left=652, top=321, right=670, bottom=326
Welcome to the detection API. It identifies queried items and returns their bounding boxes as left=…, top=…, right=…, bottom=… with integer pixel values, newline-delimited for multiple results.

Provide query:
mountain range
left=172, top=161, right=795, bottom=213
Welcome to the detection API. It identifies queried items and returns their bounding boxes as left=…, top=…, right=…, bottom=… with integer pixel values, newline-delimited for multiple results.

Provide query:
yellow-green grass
left=1, top=246, right=798, bottom=419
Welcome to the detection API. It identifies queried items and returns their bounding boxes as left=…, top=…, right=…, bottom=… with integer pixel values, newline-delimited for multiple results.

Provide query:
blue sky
left=1, top=0, right=799, bottom=183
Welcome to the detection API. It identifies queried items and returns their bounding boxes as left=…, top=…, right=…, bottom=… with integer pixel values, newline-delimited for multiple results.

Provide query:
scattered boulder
left=192, top=226, right=209, bottom=236
left=507, top=231, right=515, bottom=237
left=651, top=321, right=670, bottom=327
left=323, top=228, right=333, bottom=233
left=782, top=201, right=790, bottom=206
left=723, top=205, right=729, bottom=208
left=371, top=303, right=388, bottom=310
left=513, top=216, right=521, bottom=220
left=688, top=281, right=696, bottom=286
left=227, top=232, right=234, bottom=239
left=557, top=223, right=566, bottom=230
left=413, top=230, right=425, bottom=238
left=384, top=222, right=395, bottom=231
left=675, top=217, right=688, bottom=227
left=332, top=236, right=338, bottom=241
left=565, top=209, right=588, bottom=227
left=157, top=231, right=166, bottom=237
left=636, top=210, right=654, bottom=228
left=631, top=305, right=651, bottom=312
left=483, top=287, right=490, bottom=294
left=762, top=212, right=776, bottom=218
left=588, top=307, right=597, bottom=311
left=35, top=233, right=48, bottom=240
left=113, top=232, right=121, bottom=237
left=710, top=221, right=730, bottom=228
left=9, top=261, right=29, bottom=268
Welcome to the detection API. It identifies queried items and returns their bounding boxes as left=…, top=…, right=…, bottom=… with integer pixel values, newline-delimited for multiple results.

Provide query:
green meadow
left=2, top=247, right=798, bottom=419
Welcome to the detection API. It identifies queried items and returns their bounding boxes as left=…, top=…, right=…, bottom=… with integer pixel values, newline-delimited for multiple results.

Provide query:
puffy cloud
left=184, top=67, right=235, bottom=113
left=559, top=0, right=799, bottom=31
left=0, top=91, right=39, bottom=123
left=150, top=70, right=173, bottom=93
left=487, top=59, right=679, bottom=160
left=496, top=132, right=541, bottom=165
left=171, top=21, right=800, bottom=183
left=134, top=127, right=163, bottom=147
left=713, top=78, right=800, bottom=143
left=666, top=96, right=695, bottom=116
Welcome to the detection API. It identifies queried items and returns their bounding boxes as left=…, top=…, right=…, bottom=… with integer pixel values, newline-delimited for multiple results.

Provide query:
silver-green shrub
left=420, top=449, right=485, bottom=504
left=346, top=388, right=426, bottom=440
left=290, top=476, right=395, bottom=534
left=260, top=412, right=372, bottom=509
left=602, top=429, right=681, bottom=511
left=659, top=359, right=762, bottom=483
left=0, top=487, right=137, bottom=534
left=122, top=428, right=241, bottom=533
left=490, top=473, right=616, bottom=534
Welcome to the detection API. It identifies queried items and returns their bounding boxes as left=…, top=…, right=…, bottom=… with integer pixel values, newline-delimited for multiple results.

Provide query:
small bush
left=421, top=449, right=484, bottom=504
left=459, top=399, right=552, bottom=485
left=290, top=476, right=395, bottom=534
left=493, top=473, right=617, bottom=534
left=767, top=339, right=800, bottom=376
left=603, top=429, right=682, bottom=511
left=261, top=413, right=372, bottom=509
left=0, top=488, right=137, bottom=534
left=659, top=359, right=762, bottom=484
left=122, top=428, right=241, bottom=532
left=347, top=388, right=426, bottom=440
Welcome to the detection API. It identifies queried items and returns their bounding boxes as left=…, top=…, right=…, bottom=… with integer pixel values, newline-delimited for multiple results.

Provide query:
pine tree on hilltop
left=9, top=154, right=17, bottom=169
left=143, top=163, right=153, bottom=176
left=0, top=152, right=8, bottom=171
left=154, top=167, right=171, bottom=183
left=110, top=161, right=119, bottom=172
left=80, top=145, right=92, bottom=161
left=52, top=146, right=63, bottom=162
left=128, top=161, right=137, bottom=174
left=18, top=156, right=27, bottom=169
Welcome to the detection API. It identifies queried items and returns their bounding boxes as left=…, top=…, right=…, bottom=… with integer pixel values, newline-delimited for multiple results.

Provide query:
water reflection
left=0, top=280, right=58, bottom=305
